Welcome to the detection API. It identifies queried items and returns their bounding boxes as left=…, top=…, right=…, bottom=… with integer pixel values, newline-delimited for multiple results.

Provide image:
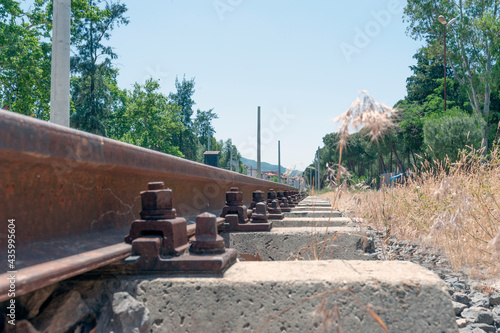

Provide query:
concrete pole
left=316, top=147, right=320, bottom=190
left=230, top=148, right=233, bottom=172
left=315, top=150, right=318, bottom=190
left=443, top=23, right=447, bottom=112
left=278, top=140, right=281, bottom=184
left=257, top=106, right=261, bottom=179
left=50, top=0, right=71, bottom=127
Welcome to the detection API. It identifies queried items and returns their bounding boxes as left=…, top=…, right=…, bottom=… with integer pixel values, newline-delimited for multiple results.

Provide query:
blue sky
left=109, top=0, right=423, bottom=171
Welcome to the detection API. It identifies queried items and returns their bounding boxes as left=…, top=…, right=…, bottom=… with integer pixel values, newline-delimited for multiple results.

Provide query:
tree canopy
left=0, top=1, right=224, bottom=165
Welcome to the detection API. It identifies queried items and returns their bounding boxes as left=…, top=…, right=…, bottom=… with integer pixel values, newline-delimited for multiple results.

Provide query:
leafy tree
left=0, top=0, right=51, bottom=118
left=110, top=78, right=183, bottom=156
left=406, top=48, right=444, bottom=103
left=219, top=138, right=244, bottom=172
left=423, top=111, right=486, bottom=161
left=193, top=108, right=218, bottom=150
left=169, top=75, right=200, bottom=159
left=404, top=0, right=500, bottom=151
left=396, top=44, right=474, bottom=152
left=169, top=75, right=196, bottom=127
left=70, top=0, right=129, bottom=135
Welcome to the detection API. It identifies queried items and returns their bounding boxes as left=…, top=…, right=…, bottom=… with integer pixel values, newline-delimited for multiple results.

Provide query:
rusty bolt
left=251, top=202, right=268, bottom=223
left=252, top=190, right=265, bottom=203
left=225, top=187, right=243, bottom=206
left=269, top=199, right=281, bottom=211
left=190, top=212, right=225, bottom=255
left=267, top=189, right=277, bottom=200
left=140, top=181, right=177, bottom=220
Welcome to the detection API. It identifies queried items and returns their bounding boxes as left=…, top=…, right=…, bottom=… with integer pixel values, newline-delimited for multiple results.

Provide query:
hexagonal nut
left=267, top=189, right=276, bottom=200
left=226, top=188, right=243, bottom=205
left=141, top=188, right=173, bottom=211
left=252, top=190, right=265, bottom=202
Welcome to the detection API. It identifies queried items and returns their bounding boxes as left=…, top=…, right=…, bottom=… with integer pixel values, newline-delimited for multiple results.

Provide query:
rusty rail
left=0, top=243, right=132, bottom=302
left=0, top=218, right=226, bottom=302
left=0, top=110, right=294, bottom=300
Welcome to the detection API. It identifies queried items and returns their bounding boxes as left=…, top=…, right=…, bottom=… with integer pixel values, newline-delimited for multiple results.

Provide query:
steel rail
left=0, top=218, right=225, bottom=302
left=0, top=110, right=294, bottom=300
left=0, top=243, right=132, bottom=302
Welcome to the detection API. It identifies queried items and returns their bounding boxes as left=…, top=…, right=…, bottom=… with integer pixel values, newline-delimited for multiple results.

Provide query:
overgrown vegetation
left=323, top=142, right=500, bottom=278
left=0, top=0, right=245, bottom=169
left=308, top=0, right=500, bottom=278
left=306, top=1, right=500, bottom=187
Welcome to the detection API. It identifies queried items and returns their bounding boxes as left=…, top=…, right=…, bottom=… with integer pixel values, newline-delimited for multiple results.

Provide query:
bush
left=423, top=111, right=485, bottom=162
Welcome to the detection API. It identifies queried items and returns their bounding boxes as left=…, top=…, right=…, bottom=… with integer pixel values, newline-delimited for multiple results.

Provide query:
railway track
left=0, top=111, right=461, bottom=332
left=0, top=110, right=297, bottom=302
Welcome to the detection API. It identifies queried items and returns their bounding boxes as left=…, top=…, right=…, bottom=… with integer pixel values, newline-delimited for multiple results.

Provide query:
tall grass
left=324, top=144, right=500, bottom=279
left=323, top=90, right=500, bottom=279
left=329, top=90, right=396, bottom=208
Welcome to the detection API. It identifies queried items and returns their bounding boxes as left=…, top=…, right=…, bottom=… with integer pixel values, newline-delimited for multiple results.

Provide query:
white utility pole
left=50, top=0, right=71, bottom=126
left=257, top=106, right=261, bottom=178
left=316, top=147, right=320, bottom=190
left=278, top=140, right=281, bottom=184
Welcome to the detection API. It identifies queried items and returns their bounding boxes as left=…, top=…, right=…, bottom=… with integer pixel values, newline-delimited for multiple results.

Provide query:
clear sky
left=109, top=0, right=423, bottom=172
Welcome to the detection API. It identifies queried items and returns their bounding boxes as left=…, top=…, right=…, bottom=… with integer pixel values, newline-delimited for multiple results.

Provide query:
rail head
left=1, top=110, right=296, bottom=274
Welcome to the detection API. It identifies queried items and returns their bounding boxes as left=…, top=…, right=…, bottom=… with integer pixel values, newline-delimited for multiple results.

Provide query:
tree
left=396, top=46, right=473, bottom=160
left=219, top=139, right=243, bottom=172
left=169, top=75, right=200, bottom=159
left=423, top=111, right=486, bottom=161
left=404, top=0, right=500, bottom=151
left=110, top=78, right=183, bottom=156
left=70, top=0, right=129, bottom=136
left=0, top=0, right=51, bottom=118
left=169, top=75, right=196, bottom=127
left=406, top=48, right=444, bottom=103
left=193, top=108, right=218, bottom=150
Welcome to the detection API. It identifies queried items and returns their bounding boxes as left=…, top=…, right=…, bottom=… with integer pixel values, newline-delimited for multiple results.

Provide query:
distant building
left=261, top=171, right=278, bottom=181
left=245, top=166, right=258, bottom=177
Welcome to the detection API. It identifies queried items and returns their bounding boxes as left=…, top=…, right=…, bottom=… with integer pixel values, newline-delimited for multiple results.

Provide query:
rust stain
left=5, top=183, right=15, bottom=197
left=0, top=109, right=296, bottom=255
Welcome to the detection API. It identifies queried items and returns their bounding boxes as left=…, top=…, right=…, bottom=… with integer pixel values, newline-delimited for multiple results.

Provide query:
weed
left=322, top=144, right=500, bottom=279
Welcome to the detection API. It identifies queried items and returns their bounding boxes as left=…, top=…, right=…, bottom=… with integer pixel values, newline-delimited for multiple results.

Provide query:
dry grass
left=328, top=91, right=396, bottom=206
left=332, top=90, right=396, bottom=184
left=321, top=145, right=500, bottom=279
left=323, top=90, right=499, bottom=279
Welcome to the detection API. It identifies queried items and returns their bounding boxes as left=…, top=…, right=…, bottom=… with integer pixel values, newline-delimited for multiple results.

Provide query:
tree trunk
left=411, top=148, right=418, bottom=167
left=378, top=153, right=385, bottom=173
left=389, top=149, right=393, bottom=172
left=481, top=38, right=492, bottom=155
left=390, top=142, right=405, bottom=173
left=378, top=153, right=386, bottom=188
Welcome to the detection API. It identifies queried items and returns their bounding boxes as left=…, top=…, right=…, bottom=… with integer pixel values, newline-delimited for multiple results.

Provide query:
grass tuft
left=322, top=144, right=500, bottom=279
